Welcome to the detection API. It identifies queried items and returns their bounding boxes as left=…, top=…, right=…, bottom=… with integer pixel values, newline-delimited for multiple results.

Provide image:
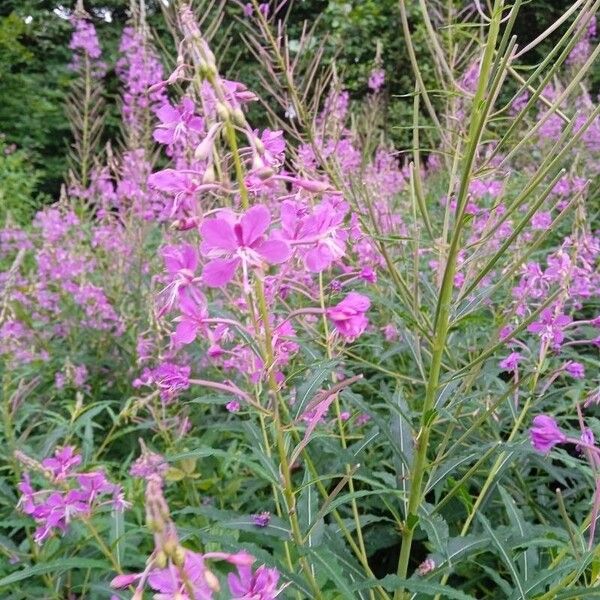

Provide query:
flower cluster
left=16, top=447, right=127, bottom=544
left=110, top=446, right=283, bottom=599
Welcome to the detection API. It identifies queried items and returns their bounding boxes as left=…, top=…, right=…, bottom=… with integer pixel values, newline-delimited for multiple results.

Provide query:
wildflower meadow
left=0, top=0, right=599, bottom=598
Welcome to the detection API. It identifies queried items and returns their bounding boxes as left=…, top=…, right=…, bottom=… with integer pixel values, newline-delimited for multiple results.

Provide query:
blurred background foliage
left=0, top=0, right=597, bottom=208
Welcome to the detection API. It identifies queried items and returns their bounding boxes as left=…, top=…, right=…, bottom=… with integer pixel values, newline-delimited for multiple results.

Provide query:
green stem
left=394, top=3, right=503, bottom=594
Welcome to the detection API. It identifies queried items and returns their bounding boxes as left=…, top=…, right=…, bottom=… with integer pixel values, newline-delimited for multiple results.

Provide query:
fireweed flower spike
left=114, top=446, right=282, bottom=599
left=200, top=204, right=291, bottom=289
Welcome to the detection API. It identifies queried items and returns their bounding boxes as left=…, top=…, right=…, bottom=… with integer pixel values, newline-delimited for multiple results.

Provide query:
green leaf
left=390, top=387, right=413, bottom=517
left=420, top=503, right=449, bottom=556
left=293, top=359, right=339, bottom=418
left=354, top=574, right=478, bottom=599
left=110, top=509, right=125, bottom=569
left=298, top=469, right=323, bottom=547
left=306, top=548, right=361, bottom=597
left=0, top=559, right=108, bottom=587
left=479, top=514, right=526, bottom=599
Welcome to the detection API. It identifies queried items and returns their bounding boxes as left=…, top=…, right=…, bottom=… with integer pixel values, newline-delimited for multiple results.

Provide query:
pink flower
left=368, top=68, right=385, bottom=92
left=527, top=309, right=572, bottom=348
left=148, top=169, right=202, bottom=215
left=531, top=212, right=552, bottom=230
left=200, top=205, right=290, bottom=288
left=278, top=199, right=348, bottom=272
left=565, top=361, right=585, bottom=379
left=499, top=352, right=522, bottom=372
left=530, top=415, right=566, bottom=453
left=153, top=98, right=204, bottom=145
left=130, top=451, right=169, bottom=480
left=173, top=292, right=208, bottom=346
left=41, top=447, right=82, bottom=481
left=252, top=511, right=271, bottom=527
left=148, top=551, right=214, bottom=599
left=111, top=573, right=141, bottom=588
left=134, top=362, right=191, bottom=403
left=228, top=564, right=282, bottom=599
left=17, top=453, right=127, bottom=544
left=158, top=244, right=201, bottom=316
left=327, top=292, right=371, bottom=341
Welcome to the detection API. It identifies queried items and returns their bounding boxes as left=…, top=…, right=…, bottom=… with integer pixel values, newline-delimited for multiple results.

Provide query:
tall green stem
left=394, top=2, right=503, bottom=594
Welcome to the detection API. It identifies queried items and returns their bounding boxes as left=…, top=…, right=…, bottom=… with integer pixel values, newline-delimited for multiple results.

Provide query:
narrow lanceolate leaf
left=419, top=503, right=449, bottom=557
left=498, top=485, right=538, bottom=582
left=298, top=469, right=322, bottom=547
left=0, top=559, right=108, bottom=586
left=354, top=574, right=478, bottom=599
left=293, top=358, right=339, bottom=418
left=290, top=375, right=362, bottom=466
left=110, top=509, right=125, bottom=568
left=479, top=514, right=527, bottom=599
left=433, top=534, right=491, bottom=571
left=390, top=387, right=414, bottom=517
left=306, top=547, right=362, bottom=598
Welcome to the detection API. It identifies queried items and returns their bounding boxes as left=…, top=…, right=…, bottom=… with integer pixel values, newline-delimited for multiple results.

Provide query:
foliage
left=0, top=137, right=48, bottom=225
left=0, top=1, right=599, bottom=600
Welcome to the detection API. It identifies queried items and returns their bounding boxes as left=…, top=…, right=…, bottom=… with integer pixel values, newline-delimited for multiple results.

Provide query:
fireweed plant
left=0, top=0, right=599, bottom=598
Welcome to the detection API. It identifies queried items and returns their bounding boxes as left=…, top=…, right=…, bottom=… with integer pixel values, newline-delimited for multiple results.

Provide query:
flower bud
left=162, top=536, right=178, bottom=558
left=530, top=415, right=566, bottom=453
left=232, top=107, right=246, bottom=126
left=254, top=137, right=265, bottom=154
left=155, top=550, right=168, bottom=568
left=255, top=167, right=275, bottom=181
left=216, top=102, right=230, bottom=121
left=170, top=217, right=200, bottom=231
left=202, top=164, right=216, bottom=184
left=205, top=568, right=221, bottom=591
left=172, top=545, right=186, bottom=567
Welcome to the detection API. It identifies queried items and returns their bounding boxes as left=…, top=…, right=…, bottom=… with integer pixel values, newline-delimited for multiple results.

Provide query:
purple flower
left=368, top=68, right=385, bottom=92
left=531, top=211, right=552, bottom=230
left=327, top=292, right=371, bottom=341
left=530, top=415, right=567, bottom=453
left=148, top=551, right=215, bottom=599
left=499, top=352, right=522, bottom=372
left=565, top=361, right=585, bottom=379
left=252, top=511, right=271, bottom=527
left=173, top=292, right=208, bottom=346
left=17, top=452, right=127, bottom=545
left=130, top=451, right=169, bottom=480
left=527, top=309, right=572, bottom=348
left=41, top=447, right=82, bottom=481
left=153, top=98, right=204, bottom=145
left=278, top=199, right=348, bottom=273
left=226, top=400, right=241, bottom=413
left=228, top=564, right=282, bottom=600
left=159, top=243, right=201, bottom=315
left=200, top=205, right=290, bottom=288
left=153, top=362, right=191, bottom=402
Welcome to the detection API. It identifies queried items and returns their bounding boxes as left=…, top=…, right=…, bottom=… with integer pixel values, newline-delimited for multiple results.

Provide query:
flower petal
left=241, top=204, right=271, bottom=246
left=202, top=258, right=239, bottom=287
left=174, top=320, right=197, bottom=346
left=200, top=218, right=237, bottom=254
left=305, top=245, right=334, bottom=272
left=257, top=239, right=291, bottom=264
